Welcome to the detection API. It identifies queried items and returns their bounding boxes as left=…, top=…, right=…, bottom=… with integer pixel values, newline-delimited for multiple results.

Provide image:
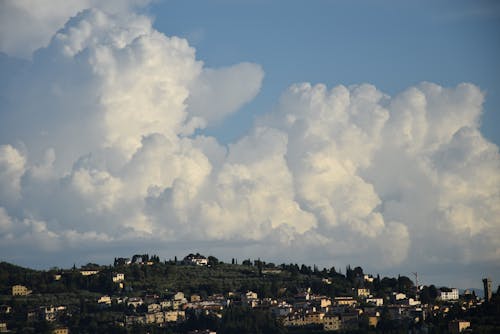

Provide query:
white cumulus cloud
left=0, top=3, right=498, bottom=284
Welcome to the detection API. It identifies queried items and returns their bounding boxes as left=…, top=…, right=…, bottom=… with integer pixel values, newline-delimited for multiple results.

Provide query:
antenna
left=412, top=272, right=419, bottom=301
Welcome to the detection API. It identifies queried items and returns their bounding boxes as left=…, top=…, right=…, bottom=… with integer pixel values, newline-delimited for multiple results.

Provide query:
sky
left=0, top=0, right=499, bottom=290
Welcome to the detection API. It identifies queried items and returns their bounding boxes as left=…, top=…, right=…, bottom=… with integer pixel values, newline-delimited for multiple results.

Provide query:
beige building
left=448, top=320, right=471, bottom=334
left=79, top=270, right=99, bottom=276
left=283, top=312, right=341, bottom=330
left=53, top=327, right=69, bottom=334
left=165, top=310, right=185, bottom=322
left=366, top=315, right=379, bottom=328
left=98, top=295, right=111, bottom=305
left=12, top=285, right=32, bottom=296
left=323, top=314, right=341, bottom=331
left=356, top=288, right=370, bottom=298
left=366, top=298, right=383, bottom=306
left=190, top=294, right=201, bottom=302
left=112, top=273, right=125, bottom=282
left=334, top=297, right=357, bottom=307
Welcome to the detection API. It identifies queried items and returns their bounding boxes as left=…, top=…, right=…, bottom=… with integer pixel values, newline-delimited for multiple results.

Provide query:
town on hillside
left=0, top=253, right=498, bottom=333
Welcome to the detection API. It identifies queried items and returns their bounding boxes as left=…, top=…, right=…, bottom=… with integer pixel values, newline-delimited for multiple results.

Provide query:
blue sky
left=151, top=0, right=500, bottom=145
left=0, top=0, right=499, bottom=289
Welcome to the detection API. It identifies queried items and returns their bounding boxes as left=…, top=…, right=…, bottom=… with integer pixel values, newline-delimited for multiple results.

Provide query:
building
left=173, top=292, right=185, bottom=300
left=333, top=297, right=357, bottom=307
left=323, top=314, right=341, bottom=331
left=483, top=278, right=492, bottom=302
left=364, top=274, right=374, bottom=283
left=12, top=284, right=32, bottom=296
left=366, top=298, right=384, bottom=306
left=127, top=297, right=144, bottom=308
left=183, top=253, right=208, bottom=266
left=165, top=310, right=185, bottom=322
left=40, top=306, right=59, bottom=322
left=438, top=288, right=459, bottom=301
left=356, top=288, right=370, bottom=298
left=242, top=291, right=259, bottom=307
left=0, top=323, right=8, bottom=333
left=392, top=292, right=407, bottom=301
left=448, top=320, right=471, bottom=334
left=98, top=295, right=112, bottom=305
left=79, top=270, right=99, bottom=276
left=53, top=327, right=69, bottom=334
left=112, top=273, right=125, bottom=282
left=148, top=303, right=161, bottom=313
left=0, top=305, right=12, bottom=314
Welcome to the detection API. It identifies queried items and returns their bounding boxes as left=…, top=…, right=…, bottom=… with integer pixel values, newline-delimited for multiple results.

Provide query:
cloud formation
left=0, top=0, right=151, bottom=58
left=0, top=5, right=498, bottom=284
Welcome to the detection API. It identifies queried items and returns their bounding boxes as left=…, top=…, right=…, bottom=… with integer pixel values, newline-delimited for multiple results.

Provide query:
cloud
left=187, top=63, right=264, bottom=125
left=0, top=145, right=26, bottom=204
left=0, top=0, right=151, bottom=58
left=0, top=5, right=498, bottom=283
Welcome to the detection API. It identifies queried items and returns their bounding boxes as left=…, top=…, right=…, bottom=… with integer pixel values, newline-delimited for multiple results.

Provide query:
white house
left=183, top=253, right=208, bottom=266
left=438, top=288, right=459, bottom=301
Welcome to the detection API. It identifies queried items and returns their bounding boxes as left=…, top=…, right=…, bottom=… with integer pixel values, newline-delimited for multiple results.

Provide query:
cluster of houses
left=1, top=258, right=491, bottom=333
left=88, top=282, right=475, bottom=332
left=120, top=291, right=228, bottom=326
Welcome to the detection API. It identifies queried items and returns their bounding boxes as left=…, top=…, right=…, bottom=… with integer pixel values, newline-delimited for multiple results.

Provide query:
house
left=165, top=310, right=185, bottom=322
left=366, top=298, right=383, bottom=306
left=148, top=303, right=161, bottom=313
left=98, top=295, right=112, bottom=305
left=40, top=306, right=60, bottom=322
left=52, top=327, right=69, bottom=334
left=173, top=292, right=185, bottom=300
left=283, top=312, right=323, bottom=327
left=242, top=291, right=259, bottom=307
left=365, top=315, right=379, bottom=328
left=114, top=257, right=131, bottom=266
left=127, top=297, right=144, bottom=308
left=261, top=268, right=282, bottom=275
left=356, top=288, right=370, bottom=298
left=448, top=319, right=471, bottom=333
left=364, top=274, right=374, bottom=283
left=125, top=315, right=146, bottom=325
left=112, top=273, right=125, bottom=282
left=0, top=323, right=8, bottom=333
left=322, top=278, right=332, bottom=284
left=334, top=296, right=357, bottom=307
left=438, top=288, right=459, bottom=301
left=190, top=294, right=201, bottom=302
left=79, top=270, right=99, bottom=276
left=0, top=305, right=12, bottom=314
left=183, top=253, right=208, bottom=266
left=392, top=292, right=407, bottom=301
left=12, top=284, right=32, bottom=296
left=323, top=314, right=341, bottom=331
left=315, top=296, right=332, bottom=308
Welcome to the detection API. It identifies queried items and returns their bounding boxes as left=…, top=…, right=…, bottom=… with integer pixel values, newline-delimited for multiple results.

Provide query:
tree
left=208, top=256, right=219, bottom=267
